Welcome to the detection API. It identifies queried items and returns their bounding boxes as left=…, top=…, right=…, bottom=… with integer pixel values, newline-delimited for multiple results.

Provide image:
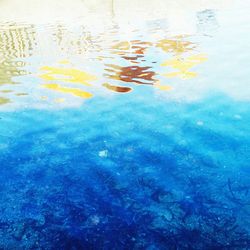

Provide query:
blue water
left=0, top=93, right=249, bottom=249
left=0, top=2, right=250, bottom=249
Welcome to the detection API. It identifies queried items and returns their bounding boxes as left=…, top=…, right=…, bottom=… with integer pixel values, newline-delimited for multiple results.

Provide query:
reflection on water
left=40, top=65, right=96, bottom=85
left=0, top=61, right=27, bottom=86
left=0, top=96, right=10, bottom=105
left=0, top=21, right=210, bottom=106
left=161, top=54, right=207, bottom=79
left=0, top=24, right=36, bottom=104
left=197, top=9, right=219, bottom=35
left=156, top=36, right=195, bottom=54
left=42, top=83, right=93, bottom=99
left=0, top=1, right=250, bottom=249
left=102, top=82, right=132, bottom=93
left=104, top=64, right=155, bottom=85
left=111, top=40, right=152, bottom=63
left=51, top=24, right=103, bottom=55
left=0, top=24, right=36, bottom=59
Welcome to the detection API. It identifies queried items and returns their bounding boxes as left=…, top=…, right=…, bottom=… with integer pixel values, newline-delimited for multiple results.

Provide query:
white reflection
left=0, top=0, right=249, bottom=111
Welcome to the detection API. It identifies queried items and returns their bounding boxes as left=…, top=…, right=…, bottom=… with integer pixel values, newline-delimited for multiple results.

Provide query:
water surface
left=0, top=1, right=250, bottom=249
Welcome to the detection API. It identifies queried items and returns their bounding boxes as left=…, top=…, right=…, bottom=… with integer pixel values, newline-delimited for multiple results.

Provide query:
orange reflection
left=110, top=40, right=152, bottom=63
left=102, top=83, right=132, bottom=93
left=104, top=64, right=155, bottom=85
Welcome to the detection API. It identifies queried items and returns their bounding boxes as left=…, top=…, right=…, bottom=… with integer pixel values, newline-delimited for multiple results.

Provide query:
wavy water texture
left=0, top=95, right=249, bottom=249
left=0, top=0, right=250, bottom=249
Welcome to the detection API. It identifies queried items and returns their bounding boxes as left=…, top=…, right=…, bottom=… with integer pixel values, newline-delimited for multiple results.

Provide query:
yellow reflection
left=39, top=64, right=96, bottom=100
left=0, top=90, right=13, bottom=93
left=40, top=66, right=96, bottom=86
left=156, top=37, right=195, bottom=54
left=42, top=84, right=93, bottom=99
left=58, top=60, right=70, bottom=65
left=0, top=24, right=35, bottom=105
left=161, top=54, right=207, bottom=79
left=0, top=24, right=36, bottom=59
left=154, top=83, right=172, bottom=91
left=0, top=97, right=10, bottom=105
left=0, top=61, right=28, bottom=86
left=0, top=24, right=35, bottom=86
left=111, top=41, right=131, bottom=51
left=54, top=98, right=66, bottom=103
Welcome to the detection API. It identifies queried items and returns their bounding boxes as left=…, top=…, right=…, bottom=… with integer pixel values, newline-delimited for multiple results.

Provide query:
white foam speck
left=234, top=114, right=242, bottom=120
left=197, top=121, right=204, bottom=126
left=99, top=150, right=108, bottom=158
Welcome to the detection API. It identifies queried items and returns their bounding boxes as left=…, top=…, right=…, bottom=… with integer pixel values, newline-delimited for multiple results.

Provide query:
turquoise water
left=0, top=2, right=250, bottom=249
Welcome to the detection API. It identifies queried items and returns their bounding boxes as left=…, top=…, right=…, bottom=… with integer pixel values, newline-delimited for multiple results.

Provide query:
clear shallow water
left=0, top=1, right=250, bottom=249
